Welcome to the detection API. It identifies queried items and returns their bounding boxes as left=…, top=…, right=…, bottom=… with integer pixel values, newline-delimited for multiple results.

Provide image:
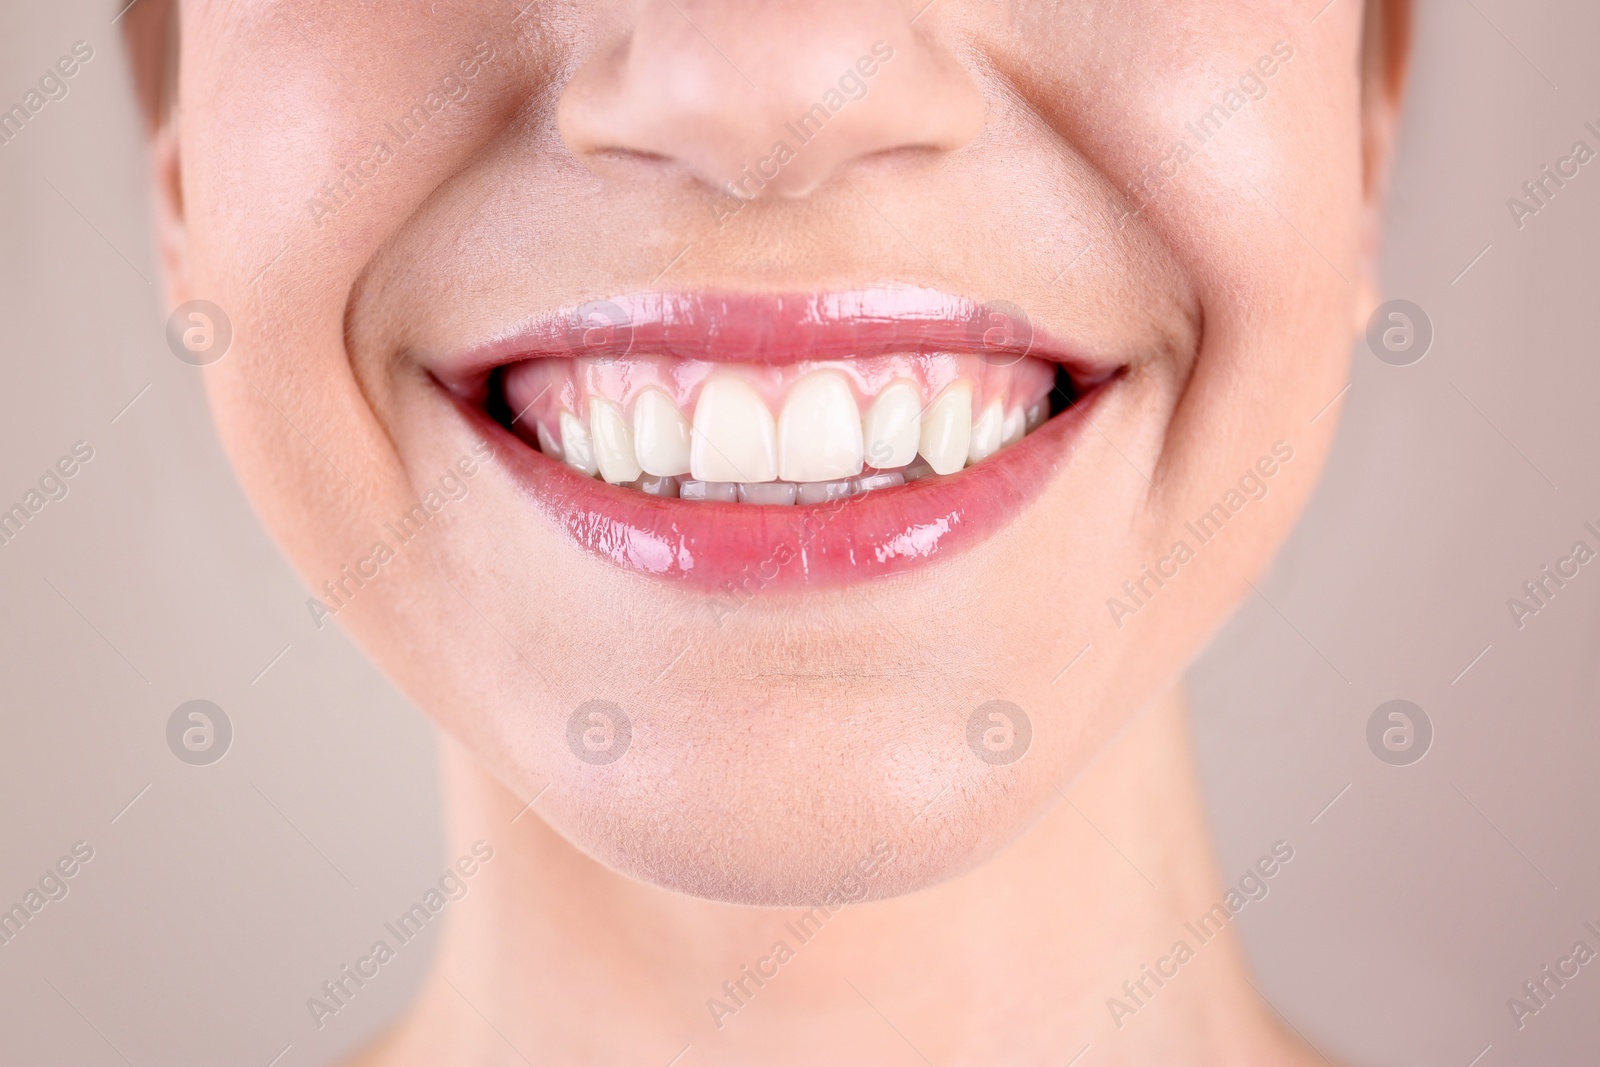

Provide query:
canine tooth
left=535, top=421, right=564, bottom=460
left=1025, top=399, right=1049, bottom=431
left=679, top=479, right=739, bottom=502
left=632, top=387, right=692, bottom=477
left=796, top=480, right=855, bottom=505
left=738, top=481, right=797, bottom=505
left=778, top=371, right=864, bottom=482
left=862, top=381, right=922, bottom=469
left=1001, top=407, right=1026, bottom=446
left=589, top=398, right=642, bottom=484
left=919, top=383, right=972, bottom=476
left=691, top=377, right=777, bottom=483
left=852, top=471, right=904, bottom=495
left=967, top=398, right=1005, bottom=464
left=559, top=411, right=598, bottom=476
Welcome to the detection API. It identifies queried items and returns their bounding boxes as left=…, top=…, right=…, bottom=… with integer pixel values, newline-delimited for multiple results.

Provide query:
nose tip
left=556, top=1, right=985, bottom=198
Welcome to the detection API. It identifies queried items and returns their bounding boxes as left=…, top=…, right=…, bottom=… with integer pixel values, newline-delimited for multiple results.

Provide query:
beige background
left=2, top=1, right=1598, bottom=1064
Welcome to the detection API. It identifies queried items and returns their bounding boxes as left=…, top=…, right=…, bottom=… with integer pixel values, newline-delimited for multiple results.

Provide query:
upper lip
left=426, top=286, right=1122, bottom=394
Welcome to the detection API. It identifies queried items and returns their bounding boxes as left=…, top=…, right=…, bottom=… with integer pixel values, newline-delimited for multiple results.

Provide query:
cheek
left=1133, top=56, right=1360, bottom=619
left=185, top=6, right=515, bottom=668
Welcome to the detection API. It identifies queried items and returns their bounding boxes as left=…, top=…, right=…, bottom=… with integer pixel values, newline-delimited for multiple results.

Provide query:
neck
left=356, top=686, right=1310, bottom=1066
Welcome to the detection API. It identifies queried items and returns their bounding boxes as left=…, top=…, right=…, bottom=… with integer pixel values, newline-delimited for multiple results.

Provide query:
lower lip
left=459, top=382, right=1107, bottom=593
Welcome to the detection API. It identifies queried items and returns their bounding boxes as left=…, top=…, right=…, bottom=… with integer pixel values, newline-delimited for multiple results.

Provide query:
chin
left=526, top=688, right=1067, bottom=907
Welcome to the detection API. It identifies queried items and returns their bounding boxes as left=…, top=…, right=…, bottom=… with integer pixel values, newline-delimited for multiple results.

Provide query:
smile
left=434, top=287, right=1120, bottom=590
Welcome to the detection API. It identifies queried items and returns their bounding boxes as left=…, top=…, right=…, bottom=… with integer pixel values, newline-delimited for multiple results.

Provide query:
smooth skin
left=126, top=0, right=1409, bottom=1062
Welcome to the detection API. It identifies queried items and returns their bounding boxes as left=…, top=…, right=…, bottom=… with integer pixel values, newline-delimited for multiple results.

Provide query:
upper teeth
left=862, top=381, right=921, bottom=469
left=632, top=387, right=693, bottom=477
left=777, top=371, right=865, bottom=483
left=919, top=382, right=973, bottom=476
left=558, top=410, right=598, bottom=478
left=689, top=377, right=778, bottom=483
left=967, top=397, right=1006, bottom=465
left=507, top=357, right=1056, bottom=498
left=589, top=398, right=641, bottom=484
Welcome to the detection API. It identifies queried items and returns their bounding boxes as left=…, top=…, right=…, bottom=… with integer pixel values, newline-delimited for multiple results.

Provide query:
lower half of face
left=179, top=0, right=1364, bottom=903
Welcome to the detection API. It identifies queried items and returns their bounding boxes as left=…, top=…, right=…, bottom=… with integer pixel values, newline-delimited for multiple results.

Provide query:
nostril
left=555, top=1, right=985, bottom=199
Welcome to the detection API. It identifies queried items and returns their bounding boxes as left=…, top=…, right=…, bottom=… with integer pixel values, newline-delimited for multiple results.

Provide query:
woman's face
left=159, top=0, right=1381, bottom=903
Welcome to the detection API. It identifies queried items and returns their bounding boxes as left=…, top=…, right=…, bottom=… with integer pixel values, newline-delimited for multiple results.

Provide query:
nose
left=557, top=0, right=985, bottom=198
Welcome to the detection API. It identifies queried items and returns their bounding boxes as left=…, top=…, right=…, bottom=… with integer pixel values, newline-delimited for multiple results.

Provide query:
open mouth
left=436, top=288, right=1119, bottom=591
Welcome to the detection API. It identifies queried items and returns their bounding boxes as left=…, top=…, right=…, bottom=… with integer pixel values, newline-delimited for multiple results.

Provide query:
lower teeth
left=650, top=470, right=920, bottom=504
